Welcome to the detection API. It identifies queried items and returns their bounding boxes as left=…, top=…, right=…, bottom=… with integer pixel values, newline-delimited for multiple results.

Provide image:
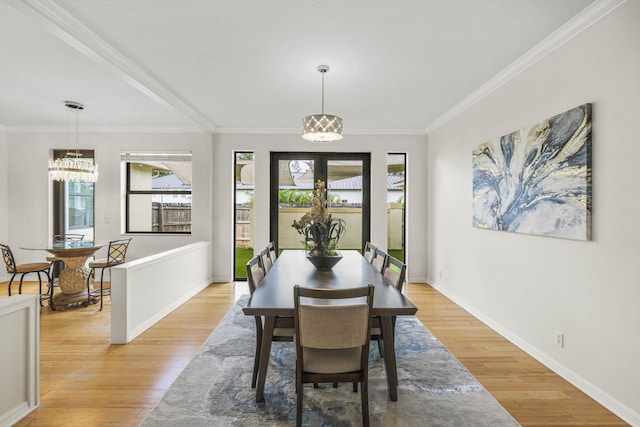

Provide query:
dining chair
left=266, top=241, right=277, bottom=265
left=363, top=241, right=376, bottom=263
left=371, top=255, right=407, bottom=356
left=293, top=284, right=375, bottom=427
left=86, top=238, right=132, bottom=311
left=246, top=255, right=294, bottom=388
left=1, top=242, right=53, bottom=307
left=371, top=247, right=387, bottom=273
left=260, top=247, right=273, bottom=273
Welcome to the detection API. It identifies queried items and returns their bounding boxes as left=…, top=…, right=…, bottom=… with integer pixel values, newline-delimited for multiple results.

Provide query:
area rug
left=141, top=295, right=520, bottom=427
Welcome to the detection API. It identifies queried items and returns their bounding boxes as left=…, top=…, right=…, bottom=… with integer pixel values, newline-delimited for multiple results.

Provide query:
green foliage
left=279, top=189, right=313, bottom=204
left=235, top=247, right=254, bottom=279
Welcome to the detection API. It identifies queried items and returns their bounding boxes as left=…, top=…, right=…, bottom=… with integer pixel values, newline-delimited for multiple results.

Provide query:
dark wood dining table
left=242, top=249, right=418, bottom=402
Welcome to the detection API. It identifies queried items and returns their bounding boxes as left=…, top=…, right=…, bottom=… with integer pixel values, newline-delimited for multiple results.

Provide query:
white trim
left=216, top=127, right=427, bottom=135
left=426, top=278, right=640, bottom=426
left=8, top=0, right=217, bottom=132
left=424, top=0, right=628, bottom=133
left=3, top=125, right=207, bottom=134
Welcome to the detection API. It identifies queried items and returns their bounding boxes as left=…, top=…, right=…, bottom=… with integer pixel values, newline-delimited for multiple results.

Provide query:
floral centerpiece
left=292, top=180, right=346, bottom=263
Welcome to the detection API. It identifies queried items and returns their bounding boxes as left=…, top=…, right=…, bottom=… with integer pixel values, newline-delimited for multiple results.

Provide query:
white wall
left=426, top=1, right=640, bottom=423
left=211, top=133, right=428, bottom=282
left=0, top=131, right=9, bottom=244
left=0, top=131, right=8, bottom=279
left=5, top=132, right=213, bottom=282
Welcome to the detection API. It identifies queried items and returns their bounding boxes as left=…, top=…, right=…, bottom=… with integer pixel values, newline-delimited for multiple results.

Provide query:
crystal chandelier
left=48, top=101, right=99, bottom=183
left=302, top=65, right=343, bottom=142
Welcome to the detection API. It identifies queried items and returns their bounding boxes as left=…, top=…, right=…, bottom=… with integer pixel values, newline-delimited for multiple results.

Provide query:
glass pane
left=387, top=154, right=406, bottom=262
left=128, top=194, right=191, bottom=232
left=129, top=162, right=191, bottom=191
left=278, top=159, right=314, bottom=250
left=67, top=182, right=94, bottom=229
left=327, top=160, right=363, bottom=250
left=235, top=152, right=254, bottom=279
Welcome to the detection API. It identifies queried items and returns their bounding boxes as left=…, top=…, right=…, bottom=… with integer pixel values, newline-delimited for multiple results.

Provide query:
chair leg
left=99, top=268, right=105, bottom=311
left=296, top=376, right=303, bottom=427
left=361, top=379, right=369, bottom=427
left=8, top=275, right=16, bottom=296
left=19, top=274, right=25, bottom=295
left=353, top=382, right=358, bottom=392
left=36, top=272, right=43, bottom=307
left=377, top=338, right=384, bottom=357
left=48, top=271, right=55, bottom=310
left=86, top=270, right=93, bottom=307
left=251, top=317, right=262, bottom=388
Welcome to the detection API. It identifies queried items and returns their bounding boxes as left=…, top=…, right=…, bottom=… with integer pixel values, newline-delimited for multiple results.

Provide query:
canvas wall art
left=472, top=103, right=592, bottom=240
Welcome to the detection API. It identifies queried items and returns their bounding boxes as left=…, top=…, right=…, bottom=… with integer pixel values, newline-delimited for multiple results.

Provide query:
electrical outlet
left=554, top=331, right=564, bottom=348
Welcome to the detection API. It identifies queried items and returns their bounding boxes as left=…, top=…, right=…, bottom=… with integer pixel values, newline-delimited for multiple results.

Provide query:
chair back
left=246, top=255, right=265, bottom=295
left=371, top=248, right=387, bottom=273
left=363, top=242, right=376, bottom=263
left=294, top=285, right=374, bottom=368
left=0, top=243, right=17, bottom=274
left=266, top=241, right=277, bottom=264
left=383, top=255, right=406, bottom=293
left=106, top=238, right=132, bottom=267
left=260, top=248, right=272, bottom=273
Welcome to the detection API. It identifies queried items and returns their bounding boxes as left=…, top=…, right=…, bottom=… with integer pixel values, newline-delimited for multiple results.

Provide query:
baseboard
left=426, top=277, right=639, bottom=426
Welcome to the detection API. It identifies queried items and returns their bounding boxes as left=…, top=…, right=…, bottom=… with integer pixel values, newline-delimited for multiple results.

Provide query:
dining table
left=22, top=239, right=105, bottom=310
left=242, top=249, right=418, bottom=403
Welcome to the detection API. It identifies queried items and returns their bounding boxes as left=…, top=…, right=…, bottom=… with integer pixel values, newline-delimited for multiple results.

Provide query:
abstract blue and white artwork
left=472, top=104, right=592, bottom=240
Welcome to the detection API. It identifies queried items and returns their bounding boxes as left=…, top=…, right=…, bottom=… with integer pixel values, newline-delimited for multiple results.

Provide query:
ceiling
left=0, top=0, right=600, bottom=134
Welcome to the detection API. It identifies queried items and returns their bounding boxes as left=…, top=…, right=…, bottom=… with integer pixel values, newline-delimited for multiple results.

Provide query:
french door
left=270, top=152, right=371, bottom=252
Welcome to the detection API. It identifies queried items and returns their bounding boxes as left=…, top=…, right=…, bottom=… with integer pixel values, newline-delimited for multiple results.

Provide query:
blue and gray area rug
left=141, top=295, right=520, bottom=426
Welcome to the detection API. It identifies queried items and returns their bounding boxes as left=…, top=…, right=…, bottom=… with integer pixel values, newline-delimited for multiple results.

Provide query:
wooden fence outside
left=152, top=202, right=191, bottom=232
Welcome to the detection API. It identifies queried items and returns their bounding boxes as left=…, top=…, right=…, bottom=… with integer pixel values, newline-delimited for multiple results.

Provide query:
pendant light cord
left=321, top=69, right=325, bottom=115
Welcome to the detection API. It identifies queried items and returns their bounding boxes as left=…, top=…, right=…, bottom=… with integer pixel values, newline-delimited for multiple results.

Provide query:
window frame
left=123, top=153, right=192, bottom=235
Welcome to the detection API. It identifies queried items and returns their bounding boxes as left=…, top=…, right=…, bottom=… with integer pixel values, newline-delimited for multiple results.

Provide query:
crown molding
left=8, top=0, right=217, bottom=132
left=5, top=125, right=207, bottom=134
left=217, top=127, right=426, bottom=135
left=424, top=0, right=628, bottom=134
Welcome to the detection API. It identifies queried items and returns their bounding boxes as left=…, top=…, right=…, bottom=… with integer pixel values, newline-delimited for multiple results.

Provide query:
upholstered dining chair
left=246, top=254, right=294, bottom=388
left=363, top=241, right=376, bottom=263
left=1, top=242, right=52, bottom=307
left=370, top=247, right=387, bottom=273
left=371, top=255, right=407, bottom=356
left=260, top=247, right=273, bottom=273
left=266, top=241, right=277, bottom=265
left=293, top=285, right=375, bottom=427
left=86, top=238, right=131, bottom=311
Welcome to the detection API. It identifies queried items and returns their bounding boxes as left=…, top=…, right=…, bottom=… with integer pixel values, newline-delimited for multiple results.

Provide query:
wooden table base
left=52, top=289, right=99, bottom=311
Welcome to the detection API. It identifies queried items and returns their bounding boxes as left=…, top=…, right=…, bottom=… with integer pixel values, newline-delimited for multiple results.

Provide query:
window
left=234, top=151, right=254, bottom=280
left=122, top=152, right=192, bottom=234
left=68, top=182, right=94, bottom=229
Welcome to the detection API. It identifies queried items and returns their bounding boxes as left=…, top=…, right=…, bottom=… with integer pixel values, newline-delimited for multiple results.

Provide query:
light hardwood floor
left=1, top=281, right=627, bottom=426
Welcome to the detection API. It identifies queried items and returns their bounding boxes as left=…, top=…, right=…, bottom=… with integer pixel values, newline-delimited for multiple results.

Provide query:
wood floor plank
left=0, top=280, right=627, bottom=426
